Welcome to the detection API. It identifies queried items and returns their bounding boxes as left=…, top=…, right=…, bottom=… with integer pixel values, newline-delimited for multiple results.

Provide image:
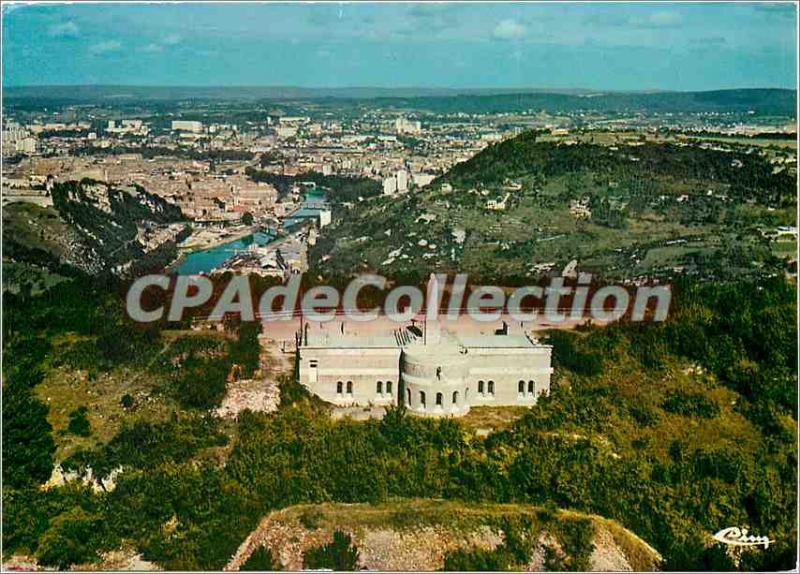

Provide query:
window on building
left=452, top=391, right=459, bottom=405
left=346, top=381, right=353, bottom=395
left=420, top=391, right=426, bottom=408
left=488, top=380, right=495, bottom=395
left=518, top=380, right=525, bottom=394
left=528, top=380, right=535, bottom=394
left=406, top=388, right=412, bottom=405
left=310, top=360, right=318, bottom=367
left=436, top=392, right=443, bottom=406
left=478, top=380, right=485, bottom=394
left=376, top=381, right=383, bottom=395
left=336, top=381, right=343, bottom=395
left=386, top=381, right=392, bottom=394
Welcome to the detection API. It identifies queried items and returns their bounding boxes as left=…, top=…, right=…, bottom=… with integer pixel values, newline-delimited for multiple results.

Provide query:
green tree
left=67, top=406, right=91, bottom=437
left=303, top=530, right=359, bottom=571
left=2, top=380, right=56, bottom=487
left=37, top=507, right=103, bottom=569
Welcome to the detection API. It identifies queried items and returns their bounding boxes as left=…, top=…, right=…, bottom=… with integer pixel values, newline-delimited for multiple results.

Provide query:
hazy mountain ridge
left=3, top=86, right=796, bottom=115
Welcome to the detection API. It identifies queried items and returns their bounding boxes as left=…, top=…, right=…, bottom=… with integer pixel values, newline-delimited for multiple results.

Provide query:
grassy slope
left=1, top=202, right=91, bottom=276
left=34, top=333, right=186, bottom=460
left=2, top=203, right=76, bottom=256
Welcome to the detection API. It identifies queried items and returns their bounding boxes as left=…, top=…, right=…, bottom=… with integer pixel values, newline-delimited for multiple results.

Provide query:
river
left=175, top=188, right=328, bottom=275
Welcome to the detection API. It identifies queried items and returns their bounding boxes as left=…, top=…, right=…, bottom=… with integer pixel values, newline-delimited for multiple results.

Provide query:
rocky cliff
left=226, top=500, right=662, bottom=572
left=3, top=180, right=186, bottom=277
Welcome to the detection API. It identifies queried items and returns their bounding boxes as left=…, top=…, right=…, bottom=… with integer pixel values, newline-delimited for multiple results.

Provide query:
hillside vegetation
left=366, top=88, right=797, bottom=116
left=5, top=87, right=796, bottom=116
left=310, top=132, right=796, bottom=282
left=2, top=271, right=795, bottom=571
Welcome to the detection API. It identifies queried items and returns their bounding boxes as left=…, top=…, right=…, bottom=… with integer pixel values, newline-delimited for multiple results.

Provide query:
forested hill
left=443, top=132, right=797, bottom=206
left=309, top=132, right=797, bottom=282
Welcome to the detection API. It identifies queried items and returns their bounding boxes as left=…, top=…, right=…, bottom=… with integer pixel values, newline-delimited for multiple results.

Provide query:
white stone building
left=297, top=278, right=553, bottom=417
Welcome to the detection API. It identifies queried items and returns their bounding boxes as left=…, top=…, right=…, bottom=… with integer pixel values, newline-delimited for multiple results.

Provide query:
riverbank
left=167, top=224, right=268, bottom=275
left=170, top=189, right=329, bottom=275
left=179, top=224, right=260, bottom=252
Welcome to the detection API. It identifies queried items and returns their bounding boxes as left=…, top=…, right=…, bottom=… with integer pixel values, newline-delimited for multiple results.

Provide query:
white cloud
left=47, top=20, right=80, bottom=38
left=1, top=4, right=26, bottom=16
left=641, top=11, right=682, bottom=28
left=139, top=33, right=181, bottom=53
left=162, top=33, right=182, bottom=46
left=88, top=40, right=122, bottom=54
left=493, top=19, right=526, bottom=41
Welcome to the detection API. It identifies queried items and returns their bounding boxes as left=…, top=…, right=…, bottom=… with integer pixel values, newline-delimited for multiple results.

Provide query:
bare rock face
left=228, top=521, right=504, bottom=572
left=525, top=527, right=639, bottom=572
left=225, top=501, right=662, bottom=572
left=3, top=180, right=186, bottom=277
left=526, top=532, right=567, bottom=571
left=215, top=378, right=280, bottom=418
left=589, top=525, right=636, bottom=571
left=74, top=548, right=161, bottom=571
left=43, top=464, right=124, bottom=493
left=1, top=555, right=39, bottom=571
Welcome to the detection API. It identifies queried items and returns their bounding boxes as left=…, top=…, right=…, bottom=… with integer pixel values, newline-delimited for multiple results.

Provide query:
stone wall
left=299, top=346, right=401, bottom=406
left=298, top=340, right=553, bottom=417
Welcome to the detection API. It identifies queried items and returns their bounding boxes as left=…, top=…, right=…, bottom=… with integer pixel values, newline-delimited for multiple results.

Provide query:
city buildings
left=383, top=170, right=409, bottom=195
left=395, top=117, right=422, bottom=135
left=171, top=120, right=204, bottom=133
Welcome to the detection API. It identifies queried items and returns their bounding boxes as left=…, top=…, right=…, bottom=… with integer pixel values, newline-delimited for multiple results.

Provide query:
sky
left=2, top=2, right=797, bottom=91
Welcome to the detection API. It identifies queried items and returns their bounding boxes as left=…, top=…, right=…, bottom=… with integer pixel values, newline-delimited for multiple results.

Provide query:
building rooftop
left=302, top=326, right=547, bottom=350
left=304, top=333, right=398, bottom=348
left=456, top=333, right=542, bottom=349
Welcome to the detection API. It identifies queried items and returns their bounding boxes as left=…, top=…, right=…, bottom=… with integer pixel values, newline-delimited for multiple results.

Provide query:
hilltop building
left=297, top=275, right=553, bottom=417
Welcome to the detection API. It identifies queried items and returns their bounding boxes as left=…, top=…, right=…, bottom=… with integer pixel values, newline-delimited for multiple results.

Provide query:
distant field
left=679, top=134, right=797, bottom=150
left=771, top=239, right=798, bottom=257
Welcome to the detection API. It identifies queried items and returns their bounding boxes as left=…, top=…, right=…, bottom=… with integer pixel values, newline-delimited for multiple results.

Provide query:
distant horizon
left=3, top=84, right=796, bottom=94
left=2, top=3, right=796, bottom=91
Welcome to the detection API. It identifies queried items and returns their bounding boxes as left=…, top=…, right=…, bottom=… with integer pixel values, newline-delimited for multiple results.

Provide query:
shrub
left=2, top=381, right=56, bottom=487
left=662, top=390, right=720, bottom=419
left=303, top=530, right=358, bottom=571
left=443, top=546, right=514, bottom=571
left=36, top=507, right=103, bottom=569
left=241, top=546, right=280, bottom=571
left=67, top=407, right=91, bottom=437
